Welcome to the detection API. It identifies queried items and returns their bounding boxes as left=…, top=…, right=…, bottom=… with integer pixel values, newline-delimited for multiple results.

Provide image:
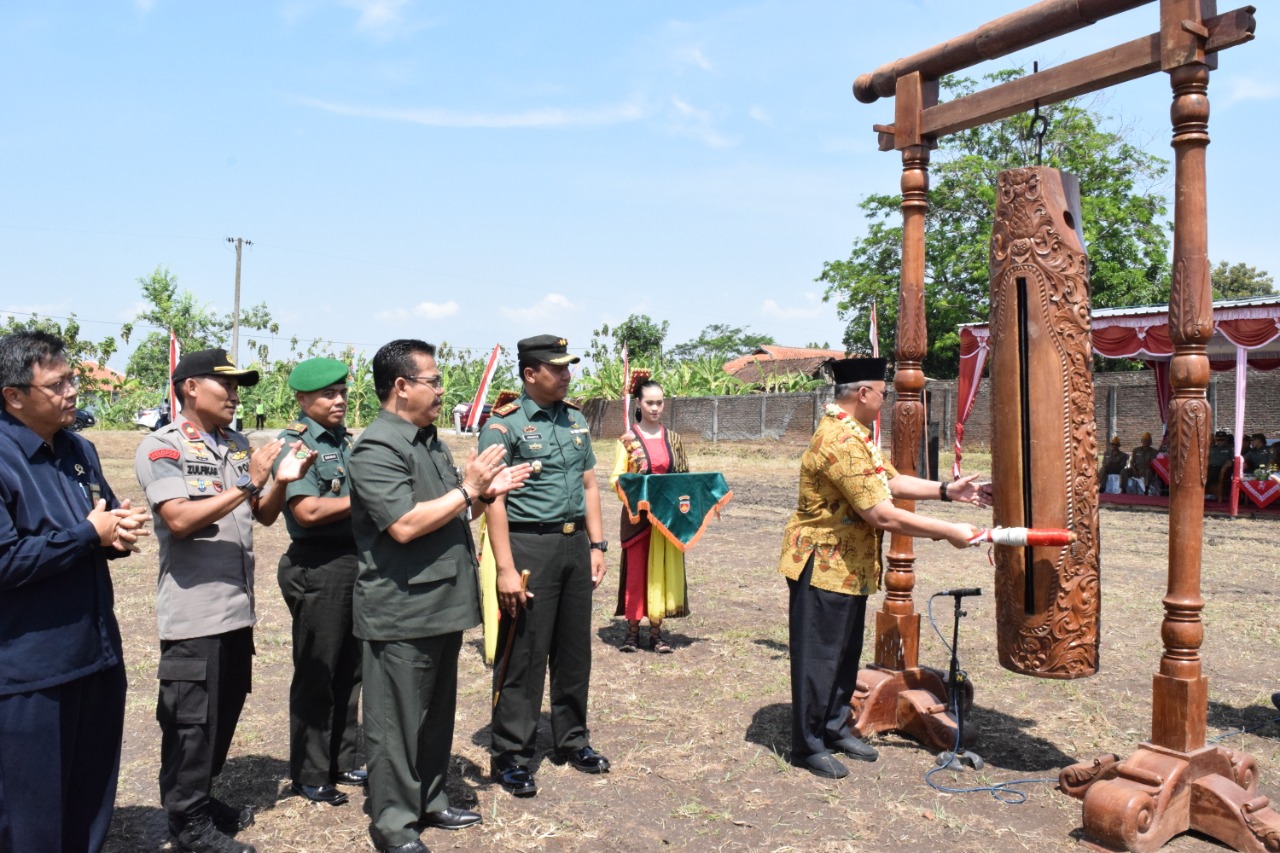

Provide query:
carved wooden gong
left=988, top=166, right=1101, bottom=679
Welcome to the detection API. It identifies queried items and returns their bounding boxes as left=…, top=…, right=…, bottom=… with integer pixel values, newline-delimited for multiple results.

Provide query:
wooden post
left=852, top=73, right=964, bottom=753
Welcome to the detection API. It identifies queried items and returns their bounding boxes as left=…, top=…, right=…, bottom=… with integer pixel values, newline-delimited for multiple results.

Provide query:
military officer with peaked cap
left=273, top=357, right=368, bottom=807
left=480, top=334, right=612, bottom=798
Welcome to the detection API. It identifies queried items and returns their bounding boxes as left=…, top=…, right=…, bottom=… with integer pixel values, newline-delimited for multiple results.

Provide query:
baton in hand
left=967, top=527, right=1076, bottom=547
left=492, top=570, right=531, bottom=710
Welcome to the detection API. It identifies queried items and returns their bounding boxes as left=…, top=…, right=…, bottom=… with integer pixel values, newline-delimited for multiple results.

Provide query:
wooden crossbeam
left=874, top=6, right=1255, bottom=151
left=855, top=0, right=1154, bottom=104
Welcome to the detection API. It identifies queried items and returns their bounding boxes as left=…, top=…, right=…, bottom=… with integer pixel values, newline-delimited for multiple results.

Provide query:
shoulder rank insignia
left=286, top=422, right=307, bottom=433
left=493, top=401, right=520, bottom=416
left=564, top=400, right=581, bottom=411
left=179, top=421, right=202, bottom=443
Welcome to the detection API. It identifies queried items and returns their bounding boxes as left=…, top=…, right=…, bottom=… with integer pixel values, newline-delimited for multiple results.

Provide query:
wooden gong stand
left=851, top=2, right=1276, bottom=850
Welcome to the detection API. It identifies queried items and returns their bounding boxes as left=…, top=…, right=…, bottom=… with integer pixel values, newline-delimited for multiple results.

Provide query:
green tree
left=1211, top=261, right=1274, bottom=300
left=122, top=265, right=277, bottom=388
left=586, top=314, right=669, bottom=363
left=1, top=313, right=117, bottom=382
left=668, top=323, right=775, bottom=362
left=819, top=69, right=1171, bottom=378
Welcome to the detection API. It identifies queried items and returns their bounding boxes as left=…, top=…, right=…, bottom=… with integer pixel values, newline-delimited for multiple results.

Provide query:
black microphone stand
left=936, top=589, right=984, bottom=771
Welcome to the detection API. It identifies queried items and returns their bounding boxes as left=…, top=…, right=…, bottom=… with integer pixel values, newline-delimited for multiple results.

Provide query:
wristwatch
left=235, top=473, right=262, bottom=497
left=589, top=540, right=609, bottom=553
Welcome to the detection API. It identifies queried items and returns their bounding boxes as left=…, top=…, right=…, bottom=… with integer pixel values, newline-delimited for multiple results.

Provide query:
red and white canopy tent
left=954, top=296, right=1280, bottom=514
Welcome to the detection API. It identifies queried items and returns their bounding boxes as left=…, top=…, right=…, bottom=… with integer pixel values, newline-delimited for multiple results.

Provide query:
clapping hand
left=110, top=498, right=152, bottom=552
left=275, top=439, right=317, bottom=484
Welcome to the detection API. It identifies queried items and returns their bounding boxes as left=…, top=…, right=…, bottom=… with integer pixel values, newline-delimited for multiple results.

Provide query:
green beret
left=288, top=358, right=350, bottom=392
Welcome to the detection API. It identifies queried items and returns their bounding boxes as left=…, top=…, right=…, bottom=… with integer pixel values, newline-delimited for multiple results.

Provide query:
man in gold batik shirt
left=778, top=357, right=991, bottom=780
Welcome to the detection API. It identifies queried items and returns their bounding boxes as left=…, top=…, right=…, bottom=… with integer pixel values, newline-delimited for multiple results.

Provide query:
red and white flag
left=620, top=344, right=630, bottom=433
left=168, top=330, right=182, bottom=419
left=869, top=302, right=879, bottom=358
left=466, top=344, right=502, bottom=431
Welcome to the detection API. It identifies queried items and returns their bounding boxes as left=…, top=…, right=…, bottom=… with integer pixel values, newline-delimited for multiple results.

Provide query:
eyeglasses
left=21, top=376, right=79, bottom=395
left=403, top=374, right=444, bottom=389
left=863, top=384, right=885, bottom=399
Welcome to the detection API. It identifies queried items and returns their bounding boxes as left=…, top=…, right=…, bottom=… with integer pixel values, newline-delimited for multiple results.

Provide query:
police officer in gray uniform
left=275, top=358, right=366, bottom=807
left=136, top=348, right=314, bottom=853
left=480, top=334, right=611, bottom=798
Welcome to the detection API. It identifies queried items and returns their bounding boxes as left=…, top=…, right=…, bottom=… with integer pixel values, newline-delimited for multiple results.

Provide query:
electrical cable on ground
left=922, top=593, right=1060, bottom=804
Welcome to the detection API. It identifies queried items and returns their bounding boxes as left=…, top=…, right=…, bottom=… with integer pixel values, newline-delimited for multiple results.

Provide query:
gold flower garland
left=824, top=403, right=891, bottom=493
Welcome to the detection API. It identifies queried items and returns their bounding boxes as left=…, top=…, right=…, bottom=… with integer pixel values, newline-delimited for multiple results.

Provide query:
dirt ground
left=85, top=428, right=1280, bottom=853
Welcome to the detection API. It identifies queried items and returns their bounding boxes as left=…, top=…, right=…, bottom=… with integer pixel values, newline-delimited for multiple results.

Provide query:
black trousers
left=278, top=541, right=362, bottom=786
left=0, top=662, right=126, bottom=853
left=156, top=627, right=253, bottom=828
left=490, top=529, right=593, bottom=767
left=363, top=632, right=461, bottom=849
left=787, top=555, right=867, bottom=759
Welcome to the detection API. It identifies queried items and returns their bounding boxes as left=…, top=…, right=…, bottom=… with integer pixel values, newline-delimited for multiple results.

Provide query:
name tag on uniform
left=521, top=433, right=542, bottom=442
left=570, top=428, right=590, bottom=435
left=322, top=453, right=338, bottom=461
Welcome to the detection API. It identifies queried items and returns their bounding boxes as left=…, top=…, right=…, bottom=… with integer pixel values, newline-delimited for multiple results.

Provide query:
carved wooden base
left=850, top=664, right=975, bottom=752
left=1060, top=743, right=1280, bottom=852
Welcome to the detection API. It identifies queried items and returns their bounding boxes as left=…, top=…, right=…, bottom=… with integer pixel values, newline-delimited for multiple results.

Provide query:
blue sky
left=1, top=1, right=1275, bottom=372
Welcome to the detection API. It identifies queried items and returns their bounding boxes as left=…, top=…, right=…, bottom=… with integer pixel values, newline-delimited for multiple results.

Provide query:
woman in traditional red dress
left=609, top=378, right=689, bottom=653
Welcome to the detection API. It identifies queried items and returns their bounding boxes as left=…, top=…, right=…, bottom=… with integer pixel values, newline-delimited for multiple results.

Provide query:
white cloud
left=748, top=105, right=770, bottom=124
left=760, top=294, right=826, bottom=321
left=667, top=96, right=734, bottom=148
left=297, top=96, right=646, bottom=129
left=501, top=294, right=574, bottom=324
left=339, top=0, right=410, bottom=32
left=133, top=0, right=157, bottom=13
left=119, top=301, right=150, bottom=322
left=1223, top=76, right=1280, bottom=105
left=375, top=300, right=460, bottom=322
left=676, top=46, right=714, bottom=72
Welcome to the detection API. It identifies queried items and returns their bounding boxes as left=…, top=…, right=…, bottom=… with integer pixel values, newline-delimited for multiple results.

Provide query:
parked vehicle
left=452, top=402, right=493, bottom=433
left=71, top=408, right=96, bottom=431
left=134, top=403, right=171, bottom=432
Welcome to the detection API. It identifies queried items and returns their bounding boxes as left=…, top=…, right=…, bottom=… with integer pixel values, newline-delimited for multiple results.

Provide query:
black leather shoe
left=554, top=746, right=611, bottom=774
left=334, top=769, right=368, bottom=786
left=175, top=814, right=257, bottom=853
left=292, top=782, right=349, bottom=806
left=491, top=764, right=537, bottom=797
left=799, top=752, right=849, bottom=779
left=827, top=735, right=879, bottom=763
left=424, top=806, right=482, bottom=830
left=376, top=840, right=428, bottom=853
left=208, top=797, right=254, bottom=833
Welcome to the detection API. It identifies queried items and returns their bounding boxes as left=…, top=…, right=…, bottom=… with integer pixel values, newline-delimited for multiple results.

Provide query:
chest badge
left=524, top=424, right=537, bottom=433
left=188, top=479, right=209, bottom=493
left=530, top=460, right=543, bottom=475
left=679, top=495, right=691, bottom=514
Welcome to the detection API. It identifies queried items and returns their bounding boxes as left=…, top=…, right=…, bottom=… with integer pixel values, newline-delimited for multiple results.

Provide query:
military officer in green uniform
left=274, top=357, right=367, bottom=807
left=349, top=339, right=529, bottom=853
left=480, top=334, right=611, bottom=798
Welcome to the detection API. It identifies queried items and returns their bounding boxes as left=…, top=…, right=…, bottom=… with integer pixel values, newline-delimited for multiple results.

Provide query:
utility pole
left=226, top=236, right=252, bottom=366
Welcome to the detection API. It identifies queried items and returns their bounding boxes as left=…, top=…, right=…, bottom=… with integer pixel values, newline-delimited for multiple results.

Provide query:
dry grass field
left=83, top=428, right=1280, bottom=852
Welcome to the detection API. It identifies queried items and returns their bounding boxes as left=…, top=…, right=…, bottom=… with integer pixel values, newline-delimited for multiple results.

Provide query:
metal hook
left=1024, top=61, right=1048, bottom=166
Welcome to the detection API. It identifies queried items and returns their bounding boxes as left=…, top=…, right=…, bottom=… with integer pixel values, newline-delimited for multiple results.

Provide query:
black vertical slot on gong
left=1016, top=276, right=1035, bottom=616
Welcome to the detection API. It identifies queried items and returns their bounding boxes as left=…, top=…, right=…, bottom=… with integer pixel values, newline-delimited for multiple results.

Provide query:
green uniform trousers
left=363, top=632, right=461, bottom=849
left=277, top=540, right=362, bottom=787
left=490, top=528, right=593, bottom=768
